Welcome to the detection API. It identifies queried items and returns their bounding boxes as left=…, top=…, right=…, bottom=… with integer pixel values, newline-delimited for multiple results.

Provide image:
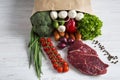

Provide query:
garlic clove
left=50, top=11, right=58, bottom=20
left=68, top=10, right=77, bottom=18
left=75, top=13, right=84, bottom=21
left=58, top=25, right=66, bottom=32
left=58, top=11, right=68, bottom=19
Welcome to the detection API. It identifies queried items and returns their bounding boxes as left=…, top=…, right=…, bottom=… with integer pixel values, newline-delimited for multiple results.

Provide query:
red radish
left=65, top=19, right=76, bottom=33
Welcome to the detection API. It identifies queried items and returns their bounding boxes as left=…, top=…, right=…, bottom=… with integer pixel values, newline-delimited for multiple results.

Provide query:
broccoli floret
left=30, top=11, right=53, bottom=37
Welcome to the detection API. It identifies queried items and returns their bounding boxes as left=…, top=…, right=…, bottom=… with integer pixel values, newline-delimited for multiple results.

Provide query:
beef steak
left=67, top=40, right=109, bottom=75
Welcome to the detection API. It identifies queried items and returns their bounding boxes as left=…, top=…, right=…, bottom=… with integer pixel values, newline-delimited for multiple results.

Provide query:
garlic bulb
left=58, top=11, right=68, bottom=19
left=68, top=10, right=77, bottom=18
left=75, top=13, right=84, bottom=21
left=50, top=11, right=58, bottom=20
left=58, top=25, right=66, bottom=32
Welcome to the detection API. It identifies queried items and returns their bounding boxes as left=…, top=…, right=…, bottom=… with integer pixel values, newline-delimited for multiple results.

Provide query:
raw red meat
left=67, top=40, right=109, bottom=75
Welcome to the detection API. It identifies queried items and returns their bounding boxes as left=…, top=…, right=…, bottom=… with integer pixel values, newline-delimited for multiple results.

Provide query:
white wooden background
left=0, top=0, right=120, bottom=80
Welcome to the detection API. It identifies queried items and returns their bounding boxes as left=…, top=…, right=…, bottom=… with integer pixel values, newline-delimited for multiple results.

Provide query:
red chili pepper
left=65, top=19, right=77, bottom=33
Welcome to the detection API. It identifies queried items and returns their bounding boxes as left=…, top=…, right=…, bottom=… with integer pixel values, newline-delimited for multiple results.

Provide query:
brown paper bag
left=32, top=0, right=92, bottom=15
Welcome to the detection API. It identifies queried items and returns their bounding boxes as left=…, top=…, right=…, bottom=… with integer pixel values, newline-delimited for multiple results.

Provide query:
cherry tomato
left=48, top=42, right=53, bottom=47
left=40, top=37, right=45, bottom=42
left=56, top=54, right=61, bottom=58
left=53, top=63, right=58, bottom=69
left=54, top=50, right=58, bottom=54
left=57, top=66, right=63, bottom=73
left=41, top=42, right=47, bottom=47
left=59, top=58, right=64, bottom=62
left=47, top=38, right=51, bottom=42
left=63, top=62, right=68, bottom=66
left=51, top=59, right=57, bottom=64
left=63, top=66, right=69, bottom=72
left=51, top=47, right=56, bottom=51
left=43, top=47, right=49, bottom=52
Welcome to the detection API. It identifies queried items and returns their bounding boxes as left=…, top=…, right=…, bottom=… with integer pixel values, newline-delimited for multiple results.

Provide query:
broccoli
left=30, top=11, right=54, bottom=37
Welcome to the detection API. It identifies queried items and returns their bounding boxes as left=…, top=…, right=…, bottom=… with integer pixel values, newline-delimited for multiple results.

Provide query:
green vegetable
left=59, top=20, right=65, bottom=25
left=28, top=29, right=43, bottom=79
left=53, top=19, right=65, bottom=29
left=30, top=11, right=54, bottom=37
left=29, top=11, right=53, bottom=79
left=53, top=20, right=59, bottom=29
left=77, top=13, right=103, bottom=40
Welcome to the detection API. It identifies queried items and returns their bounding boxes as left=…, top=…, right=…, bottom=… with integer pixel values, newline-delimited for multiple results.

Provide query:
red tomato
left=48, top=42, right=53, bottom=47
left=57, top=67, right=63, bottom=73
left=54, top=50, right=58, bottom=54
left=51, top=59, right=57, bottom=64
left=56, top=54, right=61, bottom=58
left=51, top=47, right=56, bottom=51
left=47, top=38, right=51, bottom=42
left=63, top=66, right=69, bottom=72
left=43, top=47, right=49, bottom=52
left=63, top=62, right=68, bottom=66
left=40, top=37, right=45, bottom=42
left=41, top=42, right=47, bottom=47
left=59, top=58, right=64, bottom=62
left=53, top=63, right=58, bottom=69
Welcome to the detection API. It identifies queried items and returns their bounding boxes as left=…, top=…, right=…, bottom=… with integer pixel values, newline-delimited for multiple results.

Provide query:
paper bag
left=32, top=0, right=92, bottom=15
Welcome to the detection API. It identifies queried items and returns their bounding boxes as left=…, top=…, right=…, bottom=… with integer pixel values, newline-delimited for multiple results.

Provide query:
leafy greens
left=77, top=13, right=103, bottom=40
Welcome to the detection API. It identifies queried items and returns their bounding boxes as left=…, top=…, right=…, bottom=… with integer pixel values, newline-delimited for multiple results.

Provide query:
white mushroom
left=58, top=11, right=68, bottom=19
left=58, top=25, right=66, bottom=32
left=50, top=11, right=58, bottom=20
left=75, top=13, right=84, bottom=21
left=68, top=10, right=77, bottom=18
